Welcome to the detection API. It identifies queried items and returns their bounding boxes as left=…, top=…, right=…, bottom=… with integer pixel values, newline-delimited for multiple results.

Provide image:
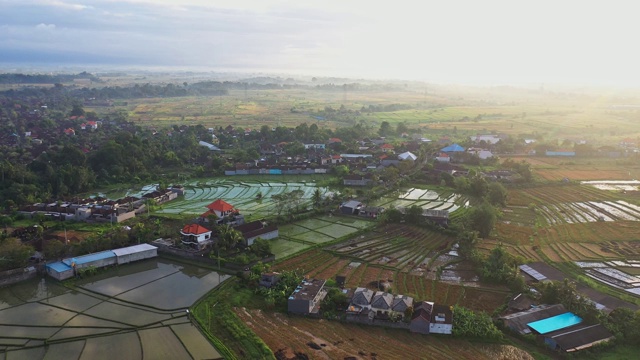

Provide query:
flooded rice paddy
left=0, top=258, right=228, bottom=359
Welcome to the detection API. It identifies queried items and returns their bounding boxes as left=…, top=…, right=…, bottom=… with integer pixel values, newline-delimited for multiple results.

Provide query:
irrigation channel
left=0, top=258, right=229, bottom=359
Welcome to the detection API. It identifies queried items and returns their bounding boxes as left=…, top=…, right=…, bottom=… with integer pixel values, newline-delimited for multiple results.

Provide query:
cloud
left=35, top=23, right=56, bottom=31
left=0, top=0, right=638, bottom=85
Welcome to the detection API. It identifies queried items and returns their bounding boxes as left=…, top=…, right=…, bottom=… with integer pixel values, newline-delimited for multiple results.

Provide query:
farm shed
left=542, top=324, right=613, bottom=352
left=65, top=250, right=116, bottom=270
left=343, top=175, right=373, bottom=186
left=340, top=200, right=363, bottom=215
left=359, top=206, right=384, bottom=218
left=112, top=244, right=158, bottom=265
left=235, top=220, right=279, bottom=246
left=45, top=261, right=74, bottom=281
left=288, top=278, right=327, bottom=315
left=46, top=250, right=117, bottom=281
left=429, top=304, right=453, bottom=334
left=259, top=272, right=280, bottom=288
left=500, top=304, right=567, bottom=335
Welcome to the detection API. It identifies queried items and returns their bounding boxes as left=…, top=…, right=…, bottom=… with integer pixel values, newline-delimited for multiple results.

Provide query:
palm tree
left=312, top=188, right=322, bottom=208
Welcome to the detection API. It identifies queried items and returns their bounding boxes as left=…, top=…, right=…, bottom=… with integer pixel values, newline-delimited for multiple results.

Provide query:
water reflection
left=0, top=258, right=226, bottom=359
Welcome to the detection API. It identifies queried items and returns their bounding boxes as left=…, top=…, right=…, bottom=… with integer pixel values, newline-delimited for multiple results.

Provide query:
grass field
left=99, top=85, right=640, bottom=151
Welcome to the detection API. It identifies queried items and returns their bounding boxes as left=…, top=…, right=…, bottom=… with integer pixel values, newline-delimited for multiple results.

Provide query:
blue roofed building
left=440, top=143, right=465, bottom=153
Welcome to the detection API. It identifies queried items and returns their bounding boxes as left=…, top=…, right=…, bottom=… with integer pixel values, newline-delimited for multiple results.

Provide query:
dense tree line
left=0, top=72, right=101, bottom=84
left=0, top=105, right=226, bottom=207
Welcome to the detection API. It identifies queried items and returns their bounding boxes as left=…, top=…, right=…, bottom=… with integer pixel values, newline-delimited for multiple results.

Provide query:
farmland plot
left=373, top=187, right=467, bottom=214
left=156, top=178, right=330, bottom=218
left=271, top=215, right=375, bottom=258
left=236, top=309, right=532, bottom=360
left=277, top=224, right=508, bottom=311
left=0, top=259, right=226, bottom=360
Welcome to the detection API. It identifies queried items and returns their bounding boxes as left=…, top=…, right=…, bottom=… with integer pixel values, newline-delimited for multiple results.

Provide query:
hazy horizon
left=1, top=0, right=638, bottom=88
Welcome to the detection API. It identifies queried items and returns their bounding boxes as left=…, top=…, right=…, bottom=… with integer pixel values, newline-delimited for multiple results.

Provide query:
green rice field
left=272, top=215, right=375, bottom=259
left=155, top=177, right=331, bottom=220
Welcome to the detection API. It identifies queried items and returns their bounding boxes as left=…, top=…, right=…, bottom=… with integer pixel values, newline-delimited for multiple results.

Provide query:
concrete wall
left=429, top=323, right=452, bottom=334
left=116, top=248, right=158, bottom=265
left=114, top=210, right=136, bottom=223
left=75, top=257, right=117, bottom=270
left=344, top=315, right=410, bottom=330
left=46, top=266, right=74, bottom=281
left=246, top=229, right=279, bottom=246
left=288, top=299, right=312, bottom=314
left=0, top=267, right=38, bottom=287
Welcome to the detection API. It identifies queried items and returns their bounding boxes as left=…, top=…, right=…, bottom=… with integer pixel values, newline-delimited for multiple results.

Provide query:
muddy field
left=274, top=224, right=508, bottom=312
left=235, top=308, right=534, bottom=360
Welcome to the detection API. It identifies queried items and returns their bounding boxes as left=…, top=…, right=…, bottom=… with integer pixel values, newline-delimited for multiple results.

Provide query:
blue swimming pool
left=527, top=312, right=582, bottom=334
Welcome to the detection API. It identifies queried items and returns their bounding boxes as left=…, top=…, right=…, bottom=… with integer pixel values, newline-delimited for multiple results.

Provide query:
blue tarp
left=441, top=144, right=465, bottom=152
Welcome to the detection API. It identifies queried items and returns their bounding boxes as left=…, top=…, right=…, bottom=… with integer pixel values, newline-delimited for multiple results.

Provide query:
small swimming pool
left=527, top=312, right=582, bottom=334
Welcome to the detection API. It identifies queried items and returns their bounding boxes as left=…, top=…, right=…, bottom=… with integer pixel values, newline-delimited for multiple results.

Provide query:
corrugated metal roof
left=520, top=264, right=547, bottom=281
left=64, top=250, right=115, bottom=265
left=112, top=243, right=157, bottom=257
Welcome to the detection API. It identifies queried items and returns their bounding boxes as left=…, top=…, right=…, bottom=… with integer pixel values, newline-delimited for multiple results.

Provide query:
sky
left=0, top=0, right=638, bottom=86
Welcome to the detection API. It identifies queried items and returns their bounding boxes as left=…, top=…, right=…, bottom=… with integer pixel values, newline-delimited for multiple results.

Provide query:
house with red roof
left=200, top=199, right=244, bottom=225
left=380, top=143, right=395, bottom=153
left=436, top=152, right=450, bottom=163
left=180, top=224, right=213, bottom=249
left=64, top=128, right=75, bottom=136
left=87, top=121, right=98, bottom=130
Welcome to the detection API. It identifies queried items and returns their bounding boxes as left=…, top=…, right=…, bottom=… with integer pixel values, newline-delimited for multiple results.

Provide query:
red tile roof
left=206, top=199, right=235, bottom=212
left=181, top=224, right=211, bottom=235
left=381, top=143, right=394, bottom=149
